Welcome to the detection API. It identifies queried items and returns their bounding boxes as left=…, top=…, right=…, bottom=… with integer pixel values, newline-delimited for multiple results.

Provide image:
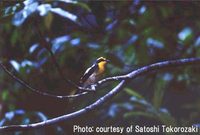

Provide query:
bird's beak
left=106, top=59, right=110, bottom=62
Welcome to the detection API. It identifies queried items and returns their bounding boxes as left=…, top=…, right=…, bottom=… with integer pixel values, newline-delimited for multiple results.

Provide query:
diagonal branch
left=35, top=20, right=79, bottom=89
left=0, top=62, right=95, bottom=99
left=1, top=57, right=200, bottom=132
left=0, top=81, right=126, bottom=132
left=97, top=57, right=200, bottom=84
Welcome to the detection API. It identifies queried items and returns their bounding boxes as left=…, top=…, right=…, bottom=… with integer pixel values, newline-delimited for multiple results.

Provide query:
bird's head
left=95, top=57, right=109, bottom=73
left=96, top=57, right=110, bottom=64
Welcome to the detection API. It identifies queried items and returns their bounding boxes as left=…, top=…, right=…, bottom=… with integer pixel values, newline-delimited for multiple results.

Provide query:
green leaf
left=124, top=111, right=156, bottom=119
left=152, top=77, right=167, bottom=109
left=2, top=90, right=9, bottom=101
left=124, top=88, right=143, bottom=99
left=76, top=2, right=91, bottom=12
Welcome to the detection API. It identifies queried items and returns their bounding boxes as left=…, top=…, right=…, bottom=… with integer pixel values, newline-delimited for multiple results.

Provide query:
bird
left=79, top=57, right=109, bottom=91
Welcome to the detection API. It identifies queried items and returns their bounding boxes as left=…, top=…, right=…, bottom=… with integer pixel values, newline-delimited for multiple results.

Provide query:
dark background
left=1, top=0, right=200, bottom=134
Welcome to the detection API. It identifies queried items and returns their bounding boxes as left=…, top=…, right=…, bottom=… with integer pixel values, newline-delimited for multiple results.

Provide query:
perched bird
left=79, top=57, right=109, bottom=90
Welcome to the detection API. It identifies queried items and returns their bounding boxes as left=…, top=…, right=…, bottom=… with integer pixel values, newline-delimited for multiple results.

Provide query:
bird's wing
left=80, top=63, right=97, bottom=84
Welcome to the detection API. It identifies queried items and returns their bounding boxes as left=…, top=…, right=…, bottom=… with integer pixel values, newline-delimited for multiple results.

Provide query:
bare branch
left=97, top=57, right=200, bottom=85
left=0, top=81, right=126, bottom=132
left=1, top=57, right=200, bottom=132
left=0, top=62, right=92, bottom=99
left=35, top=21, right=79, bottom=89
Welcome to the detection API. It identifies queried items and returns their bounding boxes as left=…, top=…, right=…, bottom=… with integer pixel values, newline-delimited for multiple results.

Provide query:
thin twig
left=35, top=20, right=79, bottom=89
left=0, top=62, right=94, bottom=99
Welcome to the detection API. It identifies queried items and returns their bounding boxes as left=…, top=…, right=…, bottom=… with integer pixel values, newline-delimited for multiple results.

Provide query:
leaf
left=124, top=88, right=143, bottom=99
left=76, top=2, right=91, bottom=12
left=51, top=35, right=71, bottom=53
left=0, top=4, right=21, bottom=24
left=178, top=27, right=192, bottom=41
left=22, top=118, right=30, bottom=124
left=146, top=38, right=164, bottom=49
left=130, top=97, right=150, bottom=107
left=2, top=90, right=9, bottom=101
left=29, top=44, right=39, bottom=54
left=50, top=8, right=77, bottom=22
left=0, top=119, right=6, bottom=127
left=12, top=1, right=39, bottom=26
left=152, top=77, right=167, bottom=109
left=10, top=60, right=20, bottom=72
left=35, top=112, right=48, bottom=121
left=37, top=4, right=52, bottom=16
left=44, top=13, right=53, bottom=29
left=124, top=111, right=156, bottom=119
left=5, top=112, right=15, bottom=120
left=57, top=0, right=77, bottom=4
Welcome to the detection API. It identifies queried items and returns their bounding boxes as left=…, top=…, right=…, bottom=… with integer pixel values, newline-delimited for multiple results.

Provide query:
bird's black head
left=95, top=57, right=109, bottom=63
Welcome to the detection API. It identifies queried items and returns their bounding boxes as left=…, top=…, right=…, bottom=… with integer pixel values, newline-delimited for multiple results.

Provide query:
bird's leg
left=90, top=84, right=97, bottom=91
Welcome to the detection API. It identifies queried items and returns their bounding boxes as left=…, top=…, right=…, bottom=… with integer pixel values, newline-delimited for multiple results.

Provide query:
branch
left=0, top=62, right=94, bottom=99
left=1, top=57, right=200, bottom=132
left=35, top=20, right=79, bottom=89
left=97, top=57, right=200, bottom=84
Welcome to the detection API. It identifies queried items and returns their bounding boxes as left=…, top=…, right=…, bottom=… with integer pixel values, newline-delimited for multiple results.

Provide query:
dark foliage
left=1, top=0, right=200, bottom=134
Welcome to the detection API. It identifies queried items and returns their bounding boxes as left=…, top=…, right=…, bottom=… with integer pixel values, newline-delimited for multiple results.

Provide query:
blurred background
left=1, top=0, right=200, bottom=134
